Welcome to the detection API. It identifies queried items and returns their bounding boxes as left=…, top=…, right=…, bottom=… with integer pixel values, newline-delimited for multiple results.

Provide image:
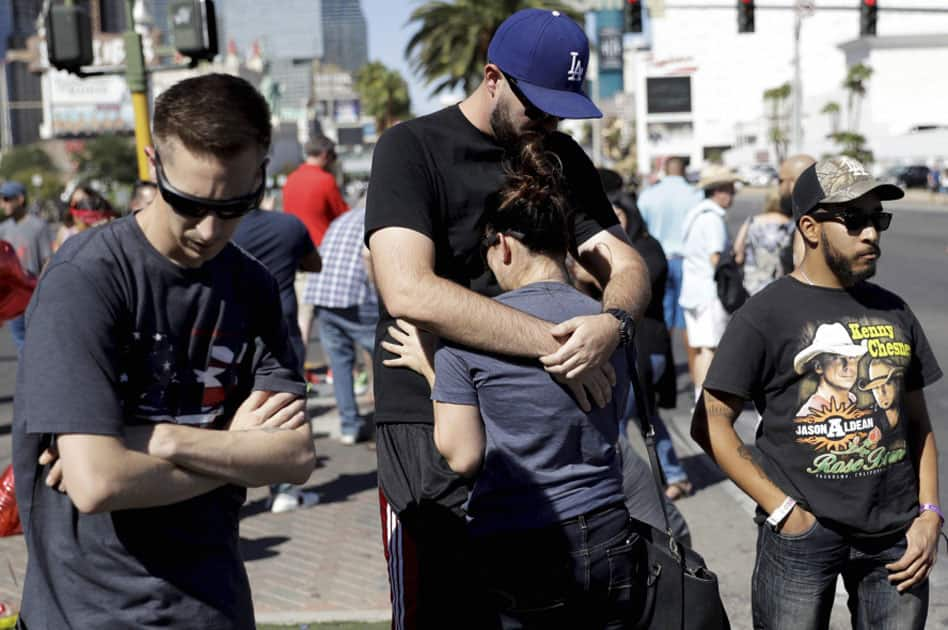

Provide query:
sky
left=361, top=0, right=461, bottom=117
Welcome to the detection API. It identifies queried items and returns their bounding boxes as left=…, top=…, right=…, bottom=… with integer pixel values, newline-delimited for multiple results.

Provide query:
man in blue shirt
left=637, top=158, right=701, bottom=335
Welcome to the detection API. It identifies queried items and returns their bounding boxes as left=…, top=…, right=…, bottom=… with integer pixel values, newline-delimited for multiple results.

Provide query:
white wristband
left=766, top=496, right=797, bottom=531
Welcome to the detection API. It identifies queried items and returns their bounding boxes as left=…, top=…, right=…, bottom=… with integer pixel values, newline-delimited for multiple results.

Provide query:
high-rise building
left=2, top=0, right=43, bottom=146
left=321, top=0, right=367, bottom=75
left=148, top=0, right=171, bottom=44
left=216, top=0, right=324, bottom=122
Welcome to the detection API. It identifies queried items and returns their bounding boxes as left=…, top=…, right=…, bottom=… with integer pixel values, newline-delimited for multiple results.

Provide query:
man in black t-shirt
left=691, top=156, right=942, bottom=629
left=365, top=9, right=650, bottom=628
left=13, top=74, right=316, bottom=629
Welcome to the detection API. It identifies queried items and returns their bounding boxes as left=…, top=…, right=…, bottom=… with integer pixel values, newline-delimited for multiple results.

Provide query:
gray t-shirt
left=13, top=215, right=305, bottom=629
left=0, top=213, right=52, bottom=277
left=432, top=282, right=628, bottom=536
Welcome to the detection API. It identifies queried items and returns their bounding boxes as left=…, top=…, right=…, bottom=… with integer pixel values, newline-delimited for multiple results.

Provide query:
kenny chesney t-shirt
left=12, top=215, right=305, bottom=629
left=704, top=276, right=941, bottom=537
left=365, top=104, right=619, bottom=425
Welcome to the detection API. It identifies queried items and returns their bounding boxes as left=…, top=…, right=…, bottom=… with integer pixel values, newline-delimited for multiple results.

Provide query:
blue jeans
left=474, top=505, right=646, bottom=629
left=663, top=256, right=685, bottom=330
left=9, top=314, right=25, bottom=356
left=316, top=303, right=377, bottom=438
left=622, top=354, right=687, bottom=484
left=753, top=520, right=928, bottom=630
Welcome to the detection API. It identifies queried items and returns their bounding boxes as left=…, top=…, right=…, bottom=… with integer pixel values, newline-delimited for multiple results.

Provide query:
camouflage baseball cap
left=791, top=155, right=904, bottom=223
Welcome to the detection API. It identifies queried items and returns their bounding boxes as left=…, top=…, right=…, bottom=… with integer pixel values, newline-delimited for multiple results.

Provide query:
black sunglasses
left=812, top=208, right=892, bottom=233
left=502, top=73, right=554, bottom=122
left=153, top=152, right=267, bottom=220
left=481, top=229, right=526, bottom=261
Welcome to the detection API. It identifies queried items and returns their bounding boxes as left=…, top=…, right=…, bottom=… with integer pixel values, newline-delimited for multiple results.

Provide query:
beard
left=821, top=231, right=878, bottom=286
left=489, top=102, right=523, bottom=151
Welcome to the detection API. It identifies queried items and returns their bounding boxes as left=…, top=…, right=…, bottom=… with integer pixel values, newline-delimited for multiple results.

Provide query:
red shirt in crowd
left=282, top=163, right=349, bottom=246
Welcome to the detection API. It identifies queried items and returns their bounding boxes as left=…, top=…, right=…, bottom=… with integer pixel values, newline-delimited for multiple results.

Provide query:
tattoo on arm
left=706, top=402, right=734, bottom=419
left=737, top=445, right=769, bottom=481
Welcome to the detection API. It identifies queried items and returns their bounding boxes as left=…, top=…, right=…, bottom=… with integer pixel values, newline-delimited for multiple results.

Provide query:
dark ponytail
left=484, top=134, right=573, bottom=258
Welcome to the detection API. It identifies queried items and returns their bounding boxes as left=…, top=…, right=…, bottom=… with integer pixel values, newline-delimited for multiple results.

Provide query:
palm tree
left=354, top=62, right=413, bottom=133
left=820, top=101, right=841, bottom=135
left=405, top=0, right=580, bottom=97
left=842, top=63, right=873, bottom=131
left=763, top=83, right=792, bottom=164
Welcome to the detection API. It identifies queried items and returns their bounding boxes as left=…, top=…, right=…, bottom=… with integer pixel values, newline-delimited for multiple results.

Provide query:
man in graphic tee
left=364, top=9, right=650, bottom=628
left=691, top=156, right=942, bottom=630
left=12, top=74, right=316, bottom=629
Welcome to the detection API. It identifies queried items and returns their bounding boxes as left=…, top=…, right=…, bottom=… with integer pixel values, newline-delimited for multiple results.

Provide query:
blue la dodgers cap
left=487, top=9, right=602, bottom=120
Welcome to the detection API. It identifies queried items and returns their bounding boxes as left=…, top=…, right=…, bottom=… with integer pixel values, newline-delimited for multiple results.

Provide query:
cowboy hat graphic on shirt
left=793, top=322, right=868, bottom=375
left=858, top=358, right=905, bottom=391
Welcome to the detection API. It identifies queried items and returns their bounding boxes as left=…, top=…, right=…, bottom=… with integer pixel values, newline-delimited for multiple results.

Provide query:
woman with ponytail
left=383, top=136, right=644, bottom=629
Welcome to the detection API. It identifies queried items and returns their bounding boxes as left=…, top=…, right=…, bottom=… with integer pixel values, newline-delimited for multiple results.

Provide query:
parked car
left=881, top=165, right=929, bottom=189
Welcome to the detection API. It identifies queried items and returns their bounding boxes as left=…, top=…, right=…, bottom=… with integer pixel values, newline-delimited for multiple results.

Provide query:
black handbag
left=627, top=364, right=730, bottom=630
left=714, top=249, right=748, bottom=314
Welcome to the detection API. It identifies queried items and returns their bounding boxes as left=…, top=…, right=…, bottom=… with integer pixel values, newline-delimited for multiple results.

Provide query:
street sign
left=599, top=27, right=624, bottom=71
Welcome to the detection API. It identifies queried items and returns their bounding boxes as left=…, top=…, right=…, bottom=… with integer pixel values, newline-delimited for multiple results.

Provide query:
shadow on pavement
left=240, top=535, right=290, bottom=562
left=300, top=470, right=377, bottom=505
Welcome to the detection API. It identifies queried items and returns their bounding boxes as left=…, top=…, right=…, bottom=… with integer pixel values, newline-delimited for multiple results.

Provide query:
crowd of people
left=0, top=7, right=942, bottom=630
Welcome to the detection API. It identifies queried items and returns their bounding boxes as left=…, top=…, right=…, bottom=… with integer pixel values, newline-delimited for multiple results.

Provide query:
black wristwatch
left=605, top=308, right=635, bottom=347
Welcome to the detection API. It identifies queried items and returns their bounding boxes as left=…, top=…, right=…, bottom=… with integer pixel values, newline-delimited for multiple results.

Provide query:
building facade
left=620, top=0, right=948, bottom=174
left=321, top=0, right=368, bottom=75
left=2, top=0, right=44, bottom=147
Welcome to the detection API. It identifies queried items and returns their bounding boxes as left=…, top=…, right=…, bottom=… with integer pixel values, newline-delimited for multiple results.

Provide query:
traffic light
left=738, top=0, right=755, bottom=34
left=860, top=0, right=878, bottom=37
left=624, top=0, right=643, bottom=34
left=46, top=5, right=93, bottom=73
left=170, top=0, right=219, bottom=61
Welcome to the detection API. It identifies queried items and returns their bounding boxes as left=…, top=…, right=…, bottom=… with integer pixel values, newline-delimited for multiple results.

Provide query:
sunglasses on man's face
left=153, top=152, right=266, bottom=220
left=812, top=208, right=892, bottom=233
left=502, top=73, right=556, bottom=122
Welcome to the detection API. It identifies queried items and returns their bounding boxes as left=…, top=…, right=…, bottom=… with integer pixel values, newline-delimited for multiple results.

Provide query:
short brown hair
left=153, top=73, right=271, bottom=159
left=304, top=136, right=336, bottom=159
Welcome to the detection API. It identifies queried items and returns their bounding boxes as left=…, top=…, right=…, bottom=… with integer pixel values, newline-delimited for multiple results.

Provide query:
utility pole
left=791, top=1, right=813, bottom=154
left=124, top=0, right=153, bottom=181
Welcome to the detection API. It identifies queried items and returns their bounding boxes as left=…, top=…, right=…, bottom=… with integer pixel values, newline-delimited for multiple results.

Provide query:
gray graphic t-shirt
left=0, top=214, right=52, bottom=276
left=13, top=216, right=305, bottom=629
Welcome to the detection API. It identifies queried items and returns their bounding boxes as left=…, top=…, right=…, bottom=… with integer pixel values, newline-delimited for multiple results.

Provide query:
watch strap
left=766, top=496, right=797, bottom=531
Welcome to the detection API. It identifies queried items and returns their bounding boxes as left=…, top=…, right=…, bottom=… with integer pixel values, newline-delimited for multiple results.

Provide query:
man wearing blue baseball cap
left=0, top=180, right=52, bottom=352
left=365, top=9, right=650, bottom=629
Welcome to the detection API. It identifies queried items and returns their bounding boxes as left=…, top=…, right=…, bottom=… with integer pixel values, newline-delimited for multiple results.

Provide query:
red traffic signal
left=860, top=0, right=878, bottom=37
left=738, top=0, right=755, bottom=34
left=624, top=0, right=643, bottom=34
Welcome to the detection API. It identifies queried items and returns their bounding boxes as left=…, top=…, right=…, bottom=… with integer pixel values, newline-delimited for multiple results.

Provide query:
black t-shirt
left=12, top=216, right=305, bottom=629
left=232, top=208, right=315, bottom=337
left=704, top=276, right=942, bottom=537
left=629, top=232, right=674, bottom=410
left=364, top=105, right=618, bottom=424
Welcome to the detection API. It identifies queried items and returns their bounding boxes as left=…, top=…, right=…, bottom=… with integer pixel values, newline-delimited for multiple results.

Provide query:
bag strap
left=627, top=357, right=674, bottom=536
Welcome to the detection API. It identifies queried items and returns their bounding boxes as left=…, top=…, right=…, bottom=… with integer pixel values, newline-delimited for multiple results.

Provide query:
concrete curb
left=256, top=608, right=391, bottom=625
